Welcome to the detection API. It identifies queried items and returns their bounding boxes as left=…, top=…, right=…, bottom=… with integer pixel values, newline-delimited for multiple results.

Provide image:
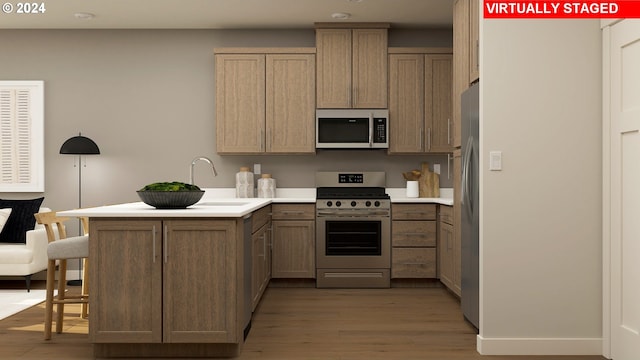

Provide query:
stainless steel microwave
left=316, top=109, right=389, bottom=149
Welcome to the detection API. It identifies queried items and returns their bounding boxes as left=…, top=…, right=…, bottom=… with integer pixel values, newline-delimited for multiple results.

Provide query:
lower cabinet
left=438, top=205, right=460, bottom=296
left=391, top=204, right=437, bottom=278
left=271, top=204, right=315, bottom=278
left=251, top=205, right=272, bottom=311
left=89, top=218, right=240, bottom=344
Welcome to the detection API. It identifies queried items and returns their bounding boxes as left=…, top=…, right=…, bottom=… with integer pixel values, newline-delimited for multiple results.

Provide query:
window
left=0, top=81, right=44, bottom=192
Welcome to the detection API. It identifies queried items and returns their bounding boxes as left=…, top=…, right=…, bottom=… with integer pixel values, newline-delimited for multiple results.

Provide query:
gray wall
left=0, top=29, right=452, bottom=215
left=479, top=19, right=602, bottom=354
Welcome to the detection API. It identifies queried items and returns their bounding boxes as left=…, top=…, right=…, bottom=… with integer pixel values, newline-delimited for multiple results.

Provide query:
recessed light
left=331, top=12, right=351, bottom=20
left=74, top=12, right=95, bottom=20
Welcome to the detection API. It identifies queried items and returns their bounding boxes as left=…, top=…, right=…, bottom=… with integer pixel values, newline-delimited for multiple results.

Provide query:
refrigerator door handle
left=461, top=136, right=472, bottom=206
left=461, top=136, right=474, bottom=215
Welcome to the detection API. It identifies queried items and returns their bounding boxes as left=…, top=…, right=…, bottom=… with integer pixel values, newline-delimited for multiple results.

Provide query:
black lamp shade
left=59, top=135, right=100, bottom=155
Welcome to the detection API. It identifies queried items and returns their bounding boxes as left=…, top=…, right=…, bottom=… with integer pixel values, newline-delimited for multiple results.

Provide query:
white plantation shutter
left=0, top=81, right=44, bottom=192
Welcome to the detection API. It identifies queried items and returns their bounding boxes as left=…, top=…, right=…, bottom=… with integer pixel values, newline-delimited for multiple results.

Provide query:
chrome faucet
left=190, top=156, right=218, bottom=185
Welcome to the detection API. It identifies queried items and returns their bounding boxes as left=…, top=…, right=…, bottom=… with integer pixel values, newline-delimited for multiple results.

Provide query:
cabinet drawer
left=252, top=205, right=272, bottom=233
left=271, top=204, right=315, bottom=220
left=392, top=204, right=437, bottom=220
left=392, top=220, right=436, bottom=247
left=439, top=205, right=453, bottom=225
left=392, top=247, right=436, bottom=278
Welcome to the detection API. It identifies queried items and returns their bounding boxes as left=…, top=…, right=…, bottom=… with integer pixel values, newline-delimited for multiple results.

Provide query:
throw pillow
left=0, top=208, right=12, bottom=233
left=0, top=197, right=45, bottom=244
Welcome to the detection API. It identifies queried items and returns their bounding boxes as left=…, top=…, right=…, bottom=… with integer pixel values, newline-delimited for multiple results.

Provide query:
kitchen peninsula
left=59, top=188, right=451, bottom=358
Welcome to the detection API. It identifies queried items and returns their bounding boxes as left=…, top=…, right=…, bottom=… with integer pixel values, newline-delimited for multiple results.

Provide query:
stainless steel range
left=315, top=171, right=391, bottom=288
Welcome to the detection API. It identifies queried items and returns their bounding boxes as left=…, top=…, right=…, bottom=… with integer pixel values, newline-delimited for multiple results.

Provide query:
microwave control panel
left=373, top=118, right=387, bottom=143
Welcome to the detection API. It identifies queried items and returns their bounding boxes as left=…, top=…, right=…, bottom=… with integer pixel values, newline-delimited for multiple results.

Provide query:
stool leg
left=81, top=258, right=89, bottom=318
left=44, top=260, right=56, bottom=340
left=56, top=259, right=67, bottom=334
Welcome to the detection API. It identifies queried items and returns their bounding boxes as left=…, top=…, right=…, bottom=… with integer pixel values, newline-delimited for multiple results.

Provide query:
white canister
left=235, top=167, right=254, bottom=198
left=406, top=181, right=419, bottom=198
left=257, top=174, right=276, bottom=198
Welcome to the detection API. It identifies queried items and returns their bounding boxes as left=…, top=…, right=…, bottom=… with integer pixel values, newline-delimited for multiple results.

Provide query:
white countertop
left=58, top=187, right=452, bottom=218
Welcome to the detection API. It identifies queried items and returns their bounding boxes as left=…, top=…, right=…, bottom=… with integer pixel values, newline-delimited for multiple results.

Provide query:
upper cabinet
left=453, top=0, right=480, bottom=148
left=469, top=0, right=480, bottom=83
left=315, top=23, right=389, bottom=109
left=388, top=49, right=453, bottom=154
left=215, top=48, right=316, bottom=155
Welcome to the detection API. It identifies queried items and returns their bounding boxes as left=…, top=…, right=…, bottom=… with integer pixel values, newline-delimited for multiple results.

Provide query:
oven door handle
left=317, top=211, right=390, bottom=217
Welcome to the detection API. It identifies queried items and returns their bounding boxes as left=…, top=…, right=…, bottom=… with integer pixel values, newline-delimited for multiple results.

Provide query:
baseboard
left=477, top=335, right=603, bottom=355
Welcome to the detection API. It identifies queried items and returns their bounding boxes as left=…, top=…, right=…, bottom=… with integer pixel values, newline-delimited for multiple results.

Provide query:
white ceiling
left=0, top=0, right=453, bottom=29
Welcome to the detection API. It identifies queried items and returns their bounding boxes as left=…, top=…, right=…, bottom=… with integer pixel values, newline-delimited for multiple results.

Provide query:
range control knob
left=351, top=201, right=357, bottom=207
left=365, top=201, right=372, bottom=207
left=326, top=201, right=333, bottom=207
left=336, top=201, right=342, bottom=207
left=374, top=201, right=381, bottom=207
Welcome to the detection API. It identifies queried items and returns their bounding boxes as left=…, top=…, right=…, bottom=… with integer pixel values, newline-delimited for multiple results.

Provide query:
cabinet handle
left=419, top=129, right=424, bottom=151
left=427, top=128, right=432, bottom=151
left=152, top=225, right=156, bottom=263
left=281, top=211, right=305, bottom=215
left=164, top=225, right=168, bottom=264
left=447, top=153, right=452, bottom=180
left=401, top=232, right=428, bottom=237
left=261, top=129, right=265, bottom=152
left=447, top=118, right=451, bottom=145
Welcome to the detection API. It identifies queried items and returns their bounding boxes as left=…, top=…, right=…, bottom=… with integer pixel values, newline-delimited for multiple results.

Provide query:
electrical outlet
left=253, top=163, right=261, bottom=175
left=433, top=164, right=440, bottom=175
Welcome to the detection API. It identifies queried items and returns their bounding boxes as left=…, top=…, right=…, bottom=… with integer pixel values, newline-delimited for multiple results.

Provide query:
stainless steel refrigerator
left=461, top=82, right=479, bottom=330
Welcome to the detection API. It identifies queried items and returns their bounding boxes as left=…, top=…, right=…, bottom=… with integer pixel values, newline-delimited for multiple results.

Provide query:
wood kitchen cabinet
left=215, top=48, right=316, bottom=154
left=391, top=204, right=437, bottom=278
left=453, top=0, right=480, bottom=147
left=388, top=49, right=453, bottom=154
left=89, top=219, right=240, bottom=345
left=251, top=205, right=272, bottom=310
left=438, top=205, right=460, bottom=296
left=315, top=24, right=389, bottom=109
left=271, top=204, right=315, bottom=279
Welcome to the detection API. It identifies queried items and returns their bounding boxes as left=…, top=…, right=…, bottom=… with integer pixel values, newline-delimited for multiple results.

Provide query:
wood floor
left=0, top=279, right=605, bottom=360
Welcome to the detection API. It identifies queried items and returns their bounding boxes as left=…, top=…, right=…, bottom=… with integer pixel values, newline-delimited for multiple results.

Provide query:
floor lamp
left=59, top=132, right=100, bottom=286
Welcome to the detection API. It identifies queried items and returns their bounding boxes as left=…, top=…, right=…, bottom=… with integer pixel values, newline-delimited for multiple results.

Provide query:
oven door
left=316, top=214, right=390, bottom=269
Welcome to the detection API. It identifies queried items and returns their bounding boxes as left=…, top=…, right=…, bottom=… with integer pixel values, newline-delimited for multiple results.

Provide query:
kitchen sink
left=198, top=201, right=251, bottom=207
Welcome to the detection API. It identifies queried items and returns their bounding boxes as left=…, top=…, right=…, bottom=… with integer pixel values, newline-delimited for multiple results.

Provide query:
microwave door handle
left=369, top=113, right=373, bottom=147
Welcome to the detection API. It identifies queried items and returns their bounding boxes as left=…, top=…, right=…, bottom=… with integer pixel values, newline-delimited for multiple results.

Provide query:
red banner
left=484, top=1, right=640, bottom=18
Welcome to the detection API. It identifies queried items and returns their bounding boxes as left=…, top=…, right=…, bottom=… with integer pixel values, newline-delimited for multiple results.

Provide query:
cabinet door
left=388, top=54, right=425, bottom=153
left=425, top=54, right=453, bottom=153
left=215, top=54, right=266, bottom=154
left=266, top=54, right=316, bottom=153
left=89, top=220, right=163, bottom=343
left=352, top=28, right=388, bottom=108
left=316, top=29, right=351, bottom=108
left=272, top=220, right=316, bottom=278
left=469, top=0, right=480, bottom=83
left=163, top=220, right=238, bottom=343
left=453, top=0, right=470, bottom=148
left=251, top=223, right=270, bottom=311
left=392, top=220, right=436, bottom=247
left=438, top=221, right=455, bottom=291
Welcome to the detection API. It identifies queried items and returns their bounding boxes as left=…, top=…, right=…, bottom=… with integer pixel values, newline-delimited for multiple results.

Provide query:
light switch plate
left=433, top=164, right=440, bottom=175
left=489, top=151, right=502, bottom=171
left=253, top=163, right=261, bottom=175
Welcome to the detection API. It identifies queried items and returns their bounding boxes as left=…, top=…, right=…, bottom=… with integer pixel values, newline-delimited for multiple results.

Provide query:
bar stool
left=34, top=211, right=89, bottom=340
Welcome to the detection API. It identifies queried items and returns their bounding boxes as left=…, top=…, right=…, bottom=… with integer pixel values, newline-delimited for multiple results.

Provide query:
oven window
left=325, top=220, right=381, bottom=256
left=318, top=118, right=369, bottom=143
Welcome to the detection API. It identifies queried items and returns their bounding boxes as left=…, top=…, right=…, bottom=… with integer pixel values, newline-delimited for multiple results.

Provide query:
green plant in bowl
left=137, top=182, right=204, bottom=209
